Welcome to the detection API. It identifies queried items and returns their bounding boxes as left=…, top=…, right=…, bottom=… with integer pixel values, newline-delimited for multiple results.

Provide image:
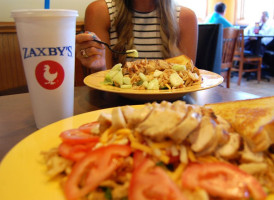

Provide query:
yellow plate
left=0, top=106, right=140, bottom=200
left=84, top=69, right=223, bottom=101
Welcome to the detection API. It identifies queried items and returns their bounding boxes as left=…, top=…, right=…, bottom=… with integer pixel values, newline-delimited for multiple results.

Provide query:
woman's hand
left=76, top=32, right=106, bottom=72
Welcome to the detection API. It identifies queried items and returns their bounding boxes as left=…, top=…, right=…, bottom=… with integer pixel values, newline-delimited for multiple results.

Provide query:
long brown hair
left=113, top=0, right=180, bottom=64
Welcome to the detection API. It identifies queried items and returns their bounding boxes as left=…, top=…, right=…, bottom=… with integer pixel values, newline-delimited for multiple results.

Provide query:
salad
left=42, top=101, right=274, bottom=200
left=103, top=59, right=201, bottom=90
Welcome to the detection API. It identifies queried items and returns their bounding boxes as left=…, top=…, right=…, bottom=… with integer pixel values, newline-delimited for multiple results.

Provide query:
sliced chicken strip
left=155, top=101, right=172, bottom=110
left=136, top=107, right=183, bottom=141
left=241, top=141, right=264, bottom=163
left=111, top=107, right=127, bottom=130
left=189, top=115, right=216, bottom=153
left=171, top=100, right=187, bottom=116
left=216, top=133, right=241, bottom=159
left=143, top=60, right=157, bottom=74
left=247, top=120, right=274, bottom=152
left=97, top=113, right=112, bottom=133
left=216, top=115, right=233, bottom=134
left=170, top=106, right=201, bottom=143
left=126, top=104, right=153, bottom=128
left=121, top=105, right=135, bottom=123
left=157, top=59, right=173, bottom=71
left=196, top=125, right=227, bottom=156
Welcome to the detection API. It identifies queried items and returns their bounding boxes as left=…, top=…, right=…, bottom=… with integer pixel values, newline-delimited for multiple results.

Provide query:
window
left=175, top=0, right=207, bottom=21
left=236, top=0, right=274, bottom=24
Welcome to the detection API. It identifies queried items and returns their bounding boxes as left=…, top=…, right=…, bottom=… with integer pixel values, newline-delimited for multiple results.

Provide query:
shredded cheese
left=100, top=127, right=113, bottom=143
left=149, top=140, right=174, bottom=149
left=115, top=128, right=132, bottom=136
left=170, top=163, right=186, bottom=182
left=159, top=153, right=170, bottom=164
left=131, top=142, right=153, bottom=154
left=165, top=83, right=171, bottom=90
left=187, top=147, right=196, bottom=162
left=197, top=156, right=219, bottom=163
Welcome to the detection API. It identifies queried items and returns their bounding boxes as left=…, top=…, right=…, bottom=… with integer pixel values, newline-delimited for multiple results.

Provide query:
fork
left=92, top=38, right=138, bottom=57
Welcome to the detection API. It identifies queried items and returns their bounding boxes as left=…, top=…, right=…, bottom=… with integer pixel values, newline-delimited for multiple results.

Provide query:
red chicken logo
left=43, top=64, right=58, bottom=85
left=35, top=60, right=64, bottom=90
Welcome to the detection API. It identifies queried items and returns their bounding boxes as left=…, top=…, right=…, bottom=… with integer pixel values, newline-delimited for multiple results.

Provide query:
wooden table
left=244, top=34, right=274, bottom=56
left=0, top=86, right=260, bottom=161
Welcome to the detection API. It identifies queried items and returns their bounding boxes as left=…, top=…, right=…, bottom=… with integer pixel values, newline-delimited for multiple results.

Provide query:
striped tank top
left=105, top=0, right=180, bottom=60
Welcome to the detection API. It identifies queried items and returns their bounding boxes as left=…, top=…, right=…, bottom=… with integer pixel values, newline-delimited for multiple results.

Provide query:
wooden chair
left=221, top=27, right=239, bottom=88
left=231, top=29, right=262, bottom=86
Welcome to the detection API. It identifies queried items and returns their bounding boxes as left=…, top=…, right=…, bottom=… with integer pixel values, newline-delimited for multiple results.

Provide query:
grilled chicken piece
left=111, top=107, right=127, bottom=130
left=247, top=119, right=274, bottom=152
left=126, top=104, right=153, bottom=128
left=216, top=133, right=241, bottom=159
left=241, top=142, right=264, bottom=163
left=196, top=125, right=227, bottom=156
left=189, top=115, right=216, bottom=153
left=154, top=100, right=186, bottom=117
left=143, top=60, right=156, bottom=74
left=136, top=106, right=183, bottom=141
left=152, top=100, right=172, bottom=110
left=171, top=100, right=187, bottom=114
left=98, top=113, right=112, bottom=133
left=216, top=115, right=233, bottom=134
left=123, top=60, right=173, bottom=75
left=170, top=105, right=201, bottom=143
left=156, top=60, right=172, bottom=71
left=121, top=105, right=135, bottom=123
left=123, top=60, right=145, bottom=75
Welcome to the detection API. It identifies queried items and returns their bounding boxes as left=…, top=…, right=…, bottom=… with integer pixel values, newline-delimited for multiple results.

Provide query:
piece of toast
left=205, top=96, right=274, bottom=152
left=165, top=55, right=192, bottom=65
left=165, top=55, right=199, bottom=74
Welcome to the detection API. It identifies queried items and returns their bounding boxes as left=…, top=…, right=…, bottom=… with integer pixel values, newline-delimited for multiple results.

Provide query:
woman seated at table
left=244, top=11, right=274, bottom=56
left=75, top=0, right=198, bottom=73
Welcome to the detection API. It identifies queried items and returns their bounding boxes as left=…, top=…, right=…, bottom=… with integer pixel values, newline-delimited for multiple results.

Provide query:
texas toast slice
left=205, top=96, right=274, bottom=152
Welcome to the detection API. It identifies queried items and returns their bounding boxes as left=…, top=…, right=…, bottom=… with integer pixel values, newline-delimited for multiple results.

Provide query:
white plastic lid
left=11, top=9, right=78, bottom=18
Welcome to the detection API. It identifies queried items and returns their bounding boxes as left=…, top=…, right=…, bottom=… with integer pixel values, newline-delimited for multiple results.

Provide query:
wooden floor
left=221, top=73, right=274, bottom=97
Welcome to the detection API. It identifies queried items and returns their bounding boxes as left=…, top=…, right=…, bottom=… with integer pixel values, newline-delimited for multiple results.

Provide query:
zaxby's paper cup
left=11, top=9, right=78, bottom=129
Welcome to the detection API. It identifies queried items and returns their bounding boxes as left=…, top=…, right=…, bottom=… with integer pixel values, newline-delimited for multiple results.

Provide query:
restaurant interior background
left=0, top=0, right=273, bottom=95
left=1, top=0, right=273, bottom=25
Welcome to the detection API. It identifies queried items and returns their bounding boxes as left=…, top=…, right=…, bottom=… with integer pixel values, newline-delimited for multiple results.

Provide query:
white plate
left=0, top=106, right=140, bottom=200
left=84, top=69, right=223, bottom=101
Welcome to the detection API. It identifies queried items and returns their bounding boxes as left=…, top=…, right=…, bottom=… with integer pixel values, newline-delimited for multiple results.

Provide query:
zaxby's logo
left=23, top=46, right=73, bottom=59
left=35, top=60, right=64, bottom=90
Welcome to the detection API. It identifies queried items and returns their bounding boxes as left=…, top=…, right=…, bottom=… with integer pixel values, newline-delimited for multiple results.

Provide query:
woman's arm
left=178, top=6, right=198, bottom=63
left=76, top=0, right=113, bottom=71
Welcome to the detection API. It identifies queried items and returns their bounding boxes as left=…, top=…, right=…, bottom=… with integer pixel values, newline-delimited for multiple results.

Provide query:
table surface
left=0, top=85, right=261, bottom=162
left=244, top=34, right=274, bottom=56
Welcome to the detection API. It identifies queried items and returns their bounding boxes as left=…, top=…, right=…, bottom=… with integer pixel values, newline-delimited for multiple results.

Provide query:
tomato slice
left=64, top=144, right=131, bottom=200
left=60, top=129, right=99, bottom=144
left=132, top=150, right=147, bottom=169
left=78, top=121, right=99, bottom=134
left=58, top=142, right=97, bottom=161
left=181, top=162, right=266, bottom=200
left=129, top=158, right=187, bottom=200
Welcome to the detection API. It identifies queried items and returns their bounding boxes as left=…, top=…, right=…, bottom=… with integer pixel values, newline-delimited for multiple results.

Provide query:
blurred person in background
left=244, top=11, right=274, bottom=56
left=75, top=0, right=198, bottom=73
left=206, top=2, right=233, bottom=28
